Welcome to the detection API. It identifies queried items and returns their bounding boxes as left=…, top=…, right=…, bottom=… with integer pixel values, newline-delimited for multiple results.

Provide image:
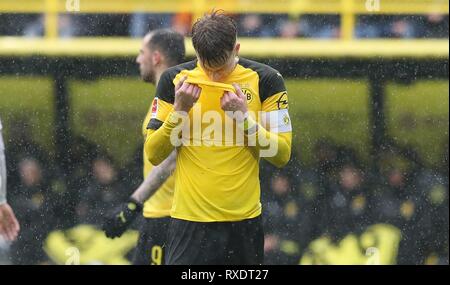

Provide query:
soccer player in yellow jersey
left=102, top=29, right=185, bottom=265
left=144, top=12, right=292, bottom=264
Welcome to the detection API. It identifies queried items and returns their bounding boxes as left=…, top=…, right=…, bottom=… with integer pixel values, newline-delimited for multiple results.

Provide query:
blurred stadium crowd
left=0, top=118, right=447, bottom=265
left=0, top=12, right=448, bottom=38
left=0, top=6, right=448, bottom=265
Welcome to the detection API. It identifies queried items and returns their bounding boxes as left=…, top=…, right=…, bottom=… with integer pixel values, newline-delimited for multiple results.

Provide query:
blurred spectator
left=239, top=14, right=264, bottom=37
left=44, top=151, right=139, bottom=265
left=119, top=146, right=142, bottom=190
left=356, top=15, right=431, bottom=39
left=299, top=148, right=401, bottom=265
left=257, top=14, right=286, bottom=37
left=78, top=14, right=130, bottom=37
left=319, top=153, right=371, bottom=240
left=129, top=13, right=173, bottom=37
left=47, top=135, right=102, bottom=229
left=356, top=14, right=450, bottom=39
left=299, top=15, right=340, bottom=38
left=419, top=14, right=449, bottom=38
left=45, top=149, right=140, bottom=265
left=389, top=18, right=417, bottom=38
left=416, top=169, right=449, bottom=265
left=23, top=15, right=50, bottom=37
left=416, top=142, right=449, bottom=264
left=2, top=11, right=447, bottom=39
left=356, top=15, right=386, bottom=38
left=262, top=172, right=312, bottom=265
left=370, top=145, right=430, bottom=264
left=261, top=150, right=314, bottom=264
left=23, top=15, right=77, bottom=38
left=66, top=135, right=100, bottom=194
left=279, top=20, right=301, bottom=38
left=75, top=153, right=130, bottom=225
left=172, top=13, right=192, bottom=36
left=296, top=170, right=322, bottom=239
left=5, top=118, right=49, bottom=188
left=8, top=157, right=53, bottom=264
left=0, top=14, right=40, bottom=36
left=313, top=138, right=339, bottom=187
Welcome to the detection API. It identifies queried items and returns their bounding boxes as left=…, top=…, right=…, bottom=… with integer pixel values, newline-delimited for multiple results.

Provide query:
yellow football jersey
left=141, top=102, right=175, bottom=218
left=145, top=58, right=292, bottom=222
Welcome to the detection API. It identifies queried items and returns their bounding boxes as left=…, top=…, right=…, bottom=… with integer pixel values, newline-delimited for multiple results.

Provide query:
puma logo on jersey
left=276, top=92, right=288, bottom=109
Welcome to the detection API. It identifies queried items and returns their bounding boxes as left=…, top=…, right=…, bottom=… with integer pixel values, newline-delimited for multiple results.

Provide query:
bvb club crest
left=241, top=88, right=253, bottom=104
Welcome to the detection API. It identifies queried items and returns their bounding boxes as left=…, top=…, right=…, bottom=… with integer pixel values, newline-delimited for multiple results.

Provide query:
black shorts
left=132, top=216, right=170, bottom=265
left=165, top=216, right=264, bottom=265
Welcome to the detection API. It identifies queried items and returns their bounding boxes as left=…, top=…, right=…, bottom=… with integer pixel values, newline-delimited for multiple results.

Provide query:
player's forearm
left=145, top=111, right=187, bottom=166
left=261, top=131, right=292, bottom=168
left=131, top=150, right=177, bottom=204
left=245, top=116, right=292, bottom=168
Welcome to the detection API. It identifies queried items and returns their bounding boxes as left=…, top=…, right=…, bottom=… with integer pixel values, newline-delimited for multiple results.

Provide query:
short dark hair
left=191, top=11, right=237, bottom=67
left=147, top=29, right=185, bottom=66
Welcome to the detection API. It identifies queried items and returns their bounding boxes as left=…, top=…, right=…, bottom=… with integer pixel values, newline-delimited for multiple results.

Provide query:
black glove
left=102, top=198, right=142, bottom=239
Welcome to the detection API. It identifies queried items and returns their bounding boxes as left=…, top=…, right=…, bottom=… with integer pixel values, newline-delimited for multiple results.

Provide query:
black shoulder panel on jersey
left=155, top=60, right=198, bottom=104
left=147, top=118, right=164, bottom=130
left=238, top=58, right=286, bottom=102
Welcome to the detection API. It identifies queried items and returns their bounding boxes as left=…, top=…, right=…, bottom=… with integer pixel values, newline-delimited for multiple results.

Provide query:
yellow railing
left=0, top=37, right=447, bottom=58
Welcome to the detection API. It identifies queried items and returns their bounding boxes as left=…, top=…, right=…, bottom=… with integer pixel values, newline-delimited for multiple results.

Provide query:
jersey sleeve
left=144, top=70, right=188, bottom=166
left=146, top=70, right=176, bottom=131
left=260, top=70, right=292, bottom=134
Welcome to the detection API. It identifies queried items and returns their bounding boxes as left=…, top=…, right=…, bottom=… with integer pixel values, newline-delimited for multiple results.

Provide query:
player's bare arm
left=102, top=151, right=177, bottom=239
left=130, top=150, right=177, bottom=204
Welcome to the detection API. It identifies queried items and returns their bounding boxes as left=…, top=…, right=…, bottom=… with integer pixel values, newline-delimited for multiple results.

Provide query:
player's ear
left=234, top=42, right=240, bottom=56
left=152, top=50, right=162, bottom=65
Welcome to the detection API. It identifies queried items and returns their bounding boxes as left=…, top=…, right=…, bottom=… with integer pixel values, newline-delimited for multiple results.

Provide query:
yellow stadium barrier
left=0, top=37, right=448, bottom=58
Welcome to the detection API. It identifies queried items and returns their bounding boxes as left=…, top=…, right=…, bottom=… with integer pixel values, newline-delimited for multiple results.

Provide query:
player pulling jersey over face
left=144, top=11, right=292, bottom=265
left=146, top=58, right=292, bottom=222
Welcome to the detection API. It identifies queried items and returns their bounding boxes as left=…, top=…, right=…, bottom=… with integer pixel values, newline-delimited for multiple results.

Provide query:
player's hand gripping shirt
left=145, top=58, right=292, bottom=222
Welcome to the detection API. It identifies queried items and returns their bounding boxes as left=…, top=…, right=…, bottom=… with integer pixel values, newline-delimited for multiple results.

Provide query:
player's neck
left=154, top=65, right=169, bottom=86
left=231, top=56, right=239, bottom=72
left=224, top=56, right=239, bottom=78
